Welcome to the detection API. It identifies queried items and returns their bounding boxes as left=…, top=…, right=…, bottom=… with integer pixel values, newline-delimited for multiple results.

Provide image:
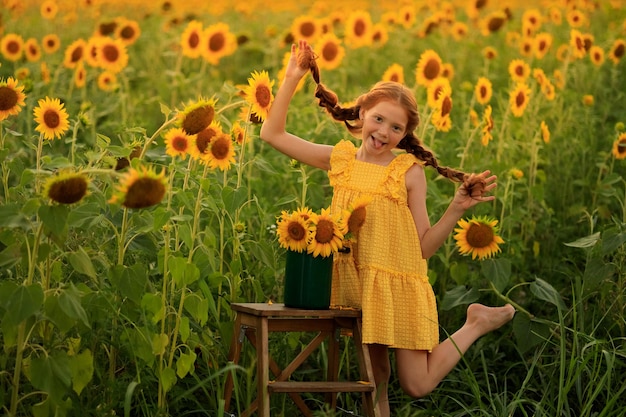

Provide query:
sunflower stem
left=489, top=281, right=534, bottom=319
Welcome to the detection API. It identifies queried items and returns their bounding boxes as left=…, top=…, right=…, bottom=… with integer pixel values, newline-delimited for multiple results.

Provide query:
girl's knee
left=399, top=378, right=434, bottom=399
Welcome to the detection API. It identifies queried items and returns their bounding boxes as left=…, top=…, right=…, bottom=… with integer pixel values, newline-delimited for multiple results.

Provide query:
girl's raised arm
left=259, top=41, right=333, bottom=171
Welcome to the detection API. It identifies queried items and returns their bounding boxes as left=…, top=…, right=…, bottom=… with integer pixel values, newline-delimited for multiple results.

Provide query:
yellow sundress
left=329, top=140, right=439, bottom=351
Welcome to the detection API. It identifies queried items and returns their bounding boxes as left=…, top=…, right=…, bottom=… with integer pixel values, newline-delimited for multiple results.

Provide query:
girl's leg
left=395, top=303, right=515, bottom=398
left=367, top=343, right=391, bottom=417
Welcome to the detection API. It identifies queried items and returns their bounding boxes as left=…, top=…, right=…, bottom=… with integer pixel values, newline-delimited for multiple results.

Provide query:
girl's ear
left=359, top=108, right=364, bottom=120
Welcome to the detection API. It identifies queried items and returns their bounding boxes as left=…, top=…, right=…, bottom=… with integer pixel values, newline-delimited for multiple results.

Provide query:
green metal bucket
left=283, top=250, right=333, bottom=309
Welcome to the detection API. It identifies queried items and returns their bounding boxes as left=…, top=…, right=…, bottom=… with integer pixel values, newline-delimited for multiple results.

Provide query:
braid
left=399, top=132, right=468, bottom=183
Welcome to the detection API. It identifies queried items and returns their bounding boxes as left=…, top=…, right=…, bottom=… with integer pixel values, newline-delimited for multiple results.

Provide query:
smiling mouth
left=370, top=135, right=386, bottom=149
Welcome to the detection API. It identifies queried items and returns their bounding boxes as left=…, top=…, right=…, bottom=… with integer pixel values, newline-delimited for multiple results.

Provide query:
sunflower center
left=102, top=44, right=119, bottom=63
left=322, top=43, right=338, bottom=61
left=315, top=219, right=335, bottom=243
left=172, top=135, right=188, bottom=151
left=614, top=43, right=625, bottom=58
left=124, top=177, right=166, bottom=209
left=424, top=59, right=440, bottom=80
left=48, top=176, right=88, bottom=204
left=300, top=22, right=315, bottom=38
left=348, top=207, right=366, bottom=234
left=7, top=41, right=19, bottom=54
left=120, top=26, right=136, bottom=40
left=99, top=22, right=117, bottom=36
left=182, top=106, right=215, bottom=135
left=618, top=140, right=626, bottom=156
left=488, top=16, right=505, bottom=32
left=287, top=222, right=306, bottom=241
left=480, top=85, right=487, bottom=98
left=209, top=33, right=225, bottom=52
left=211, top=137, right=230, bottom=159
left=466, top=223, right=495, bottom=248
left=354, top=19, right=366, bottom=37
left=441, top=96, right=452, bottom=117
left=188, top=32, right=200, bottom=48
left=71, top=46, right=83, bottom=63
left=255, top=85, right=272, bottom=108
left=0, top=86, right=18, bottom=111
left=43, top=109, right=61, bottom=129
left=515, top=91, right=525, bottom=106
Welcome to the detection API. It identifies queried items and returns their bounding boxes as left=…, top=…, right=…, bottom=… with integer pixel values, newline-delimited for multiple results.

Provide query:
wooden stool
left=223, top=303, right=381, bottom=417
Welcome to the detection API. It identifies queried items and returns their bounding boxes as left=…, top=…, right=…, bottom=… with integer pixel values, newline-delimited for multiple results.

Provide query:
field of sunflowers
left=1, top=0, right=625, bottom=416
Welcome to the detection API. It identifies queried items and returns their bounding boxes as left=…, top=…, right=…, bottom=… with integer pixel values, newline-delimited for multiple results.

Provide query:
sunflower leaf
left=481, top=258, right=511, bottom=293
left=440, top=285, right=479, bottom=311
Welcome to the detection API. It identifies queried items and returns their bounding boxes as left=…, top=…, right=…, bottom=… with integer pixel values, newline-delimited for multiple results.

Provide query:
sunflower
left=115, top=18, right=141, bottom=45
left=164, top=127, right=191, bottom=160
left=40, top=0, right=58, bottom=19
left=474, top=77, right=492, bottom=105
left=532, top=68, right=547, bottom=85
left=450, top=21, right=468, bottom=42
left=63, top=38, right=86, bottom=69
left=307, top=208, right=344, bottom=258
left=509, top=168, right=524, bottom=179
left=479, top=11, right=508, bottom=36
left=426, top=76, right=450, bottom=109
left=290, top=15, right=321, bottom=44
left=612, top=133, right=626, bottom=160
left=95, top=37, right=129, bottom=73
left=180, top=20, right=204, bottom=59
left=608, top=39, right=625, bottom=65
left=454, top=216, right=504, bottom=260
left=24, top=38, right=42, bottom=62
left=43, top=171, right=89, bottom=204
left=381, top=63, right=404, bottom=84
left=569, top=29, right=586, bottom=59
left=344, top=194, right=372, bottom=237
left=415, top=49, right=443, bottom=87
left=109, top=165, right=167, bottom=209
left=315, top=33, right=345, bottom=70
left=191, top=122, right=222, bottom=160
left=178, top=98, right=216, bottom=135
left=540, top=121, right=550, bottom=144
left=41, top=62, right=51, bottom=84
left=398, top=5, right=416, bottom=29
left=482, top=46, right=498, bottom=60
left=566, top=8, right=586, bottom=28
left=509, top=83, right=531, bottom=118
left=96, top=70, right=117, bottom=91
left=541, top=80, right=556, bottom=101
left=508, top=59, right=530, bottom=83
left=201, top=22, right=237, bottom=65
left=42, top=34, right=61, bottom=54
left=553, top=69, right=565, bottom=89
left=1, top=33, right=24, bottom=62
left=205, top=132, right=236, bottom=171
left=231, top=121, right=247, bottom=146
left=74, top=61, right=87, bottom=88
left=589, top=45, right=605, bottom=66
left=533, top=32, right=552, bottom=59
left=276, top=209, right=314, bottom=253
left=0, top=77, right=26, bottom=121
left=344, top=10, right=373, bottom=49
left=244, top=70, right=274, bottom=122
left=521, top=8, right=543, bottom=34
left=582, top=95, right=594, bottom=106
left=481, top=105, right=494, bottom=146
left=371, top=23, right=389, bottom=47
left=431, top=82, right=452, bottom=132
left=33, top=97, right=70, bottom=140
left=548, top=7, right=562, bottom=24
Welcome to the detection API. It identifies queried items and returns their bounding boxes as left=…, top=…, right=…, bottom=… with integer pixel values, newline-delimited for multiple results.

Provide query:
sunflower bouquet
left=276, top=196, right=372, bottom=258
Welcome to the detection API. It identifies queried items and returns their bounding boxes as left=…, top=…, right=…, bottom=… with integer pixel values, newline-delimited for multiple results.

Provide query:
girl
left=260, top=40, right=515, bottom=416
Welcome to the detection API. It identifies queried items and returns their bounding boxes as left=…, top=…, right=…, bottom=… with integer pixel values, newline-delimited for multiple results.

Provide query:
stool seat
left=223, top=302, right=381, bottom=417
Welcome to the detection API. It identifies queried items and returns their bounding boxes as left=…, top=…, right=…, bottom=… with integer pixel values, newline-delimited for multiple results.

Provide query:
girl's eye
left=393, top=126, right=403, bottom=132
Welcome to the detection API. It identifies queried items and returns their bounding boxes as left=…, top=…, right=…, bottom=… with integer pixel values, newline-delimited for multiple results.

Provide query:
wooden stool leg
left=325, top=325, right=340, bottom=409
left=352, top=318, right=381, bottom=417
left=256, top=316, right=270, bottom=417
left=223, top=313, right=243, bottom=412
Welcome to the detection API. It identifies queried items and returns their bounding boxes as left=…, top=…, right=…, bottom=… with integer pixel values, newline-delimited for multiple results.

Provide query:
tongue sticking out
left=372, top=137, right=385, bottom=149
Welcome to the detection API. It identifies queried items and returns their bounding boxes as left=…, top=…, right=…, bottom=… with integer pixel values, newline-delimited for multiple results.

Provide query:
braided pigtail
left=297, top=44, right=362, bottom=135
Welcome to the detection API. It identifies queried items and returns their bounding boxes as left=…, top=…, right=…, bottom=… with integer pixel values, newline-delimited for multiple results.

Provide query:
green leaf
left=512, top=313, right=551, bottom=354
left=564, top=232, right=600, bottom=249
left=30, top=352, right=72, bottom=403
left=58, top=284, right=91, bottom=328
left=439, top=285, right=479, bottom=311
left=160, top=367, right=177, bottom=393
left=38, top=204, right=69, bottom=240
left=0, top=203, right=28, bottom=228
left=44, top=294, right=75, bottom=333
left=176, top=350, right=197, bottom=378
left=4, top=283, right=44, bottom=326
left=170, top=256, right=200, bottom=286
left=68, top=246, right=97, bottom=280
left=110, top=264, right=149, bottom=305
left=449, top=262, right=469, bottom=286
left=530, top=277, right=566, bottom=310
left=601, top=228, right=626, bottom=255
left=151, top=332, right=169, bottom=356
left=481, top=258, right=511, bottom=293
left=68, top=349, right=94, bottom=395
left=222, top=185, right=249, bottom=213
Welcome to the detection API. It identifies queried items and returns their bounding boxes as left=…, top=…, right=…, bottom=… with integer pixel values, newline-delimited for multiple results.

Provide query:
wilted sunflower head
left=454, top=216, right=504, bottom=260
left=43, top=171, right=89, bottom=204
left=178, top=98, right=216, bottom=135
left=109, top=165, right=167, bottom=209
left=344, top=194, right=372, bottom=236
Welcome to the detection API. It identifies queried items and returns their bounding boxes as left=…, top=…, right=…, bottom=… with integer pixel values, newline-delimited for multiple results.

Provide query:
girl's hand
left=453, top=170, right=497, bottom=210
left=284, top=40, right=314, bottom=80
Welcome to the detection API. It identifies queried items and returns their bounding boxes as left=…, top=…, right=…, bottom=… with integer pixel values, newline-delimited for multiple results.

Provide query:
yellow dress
left=329, top=140, right=439, bottom=351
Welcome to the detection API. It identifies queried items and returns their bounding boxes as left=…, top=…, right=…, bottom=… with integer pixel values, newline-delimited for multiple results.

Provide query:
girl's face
left=360, top=100, right=408, bottom=156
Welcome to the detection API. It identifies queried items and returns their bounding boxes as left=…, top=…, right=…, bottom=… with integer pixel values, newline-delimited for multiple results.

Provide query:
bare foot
left=466, top=303, right=515, bottom=336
